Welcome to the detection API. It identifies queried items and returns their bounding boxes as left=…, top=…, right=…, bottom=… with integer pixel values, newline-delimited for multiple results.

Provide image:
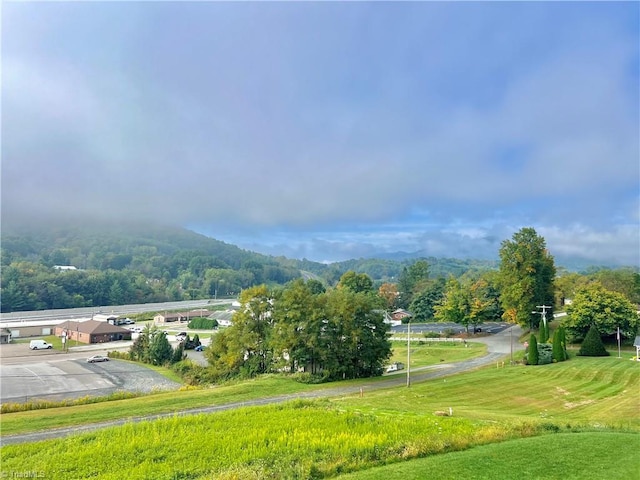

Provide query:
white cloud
left=2, top=2, right=638, bottom=266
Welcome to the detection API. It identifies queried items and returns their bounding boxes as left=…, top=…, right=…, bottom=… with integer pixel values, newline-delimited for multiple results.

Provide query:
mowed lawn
left=1, top=355, right=637, bottom=479
left=387, top=339, right=486, bottom=369
left=333, top=356, right=639, bottom=429
left=336, top=432, right=640, bottom=480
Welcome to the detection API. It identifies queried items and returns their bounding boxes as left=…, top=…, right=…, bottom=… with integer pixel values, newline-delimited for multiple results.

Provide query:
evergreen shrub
left=537, top=343, right=553, bottom=365
left=528, top=334, right=539, bottom=365
left=578, top=324, right=610, bottom=357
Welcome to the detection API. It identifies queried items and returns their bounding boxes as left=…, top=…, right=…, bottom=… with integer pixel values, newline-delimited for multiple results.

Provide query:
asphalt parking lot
left=390, top=321, right=511, bottom=335
left=0, top=343, right=181, bottom=404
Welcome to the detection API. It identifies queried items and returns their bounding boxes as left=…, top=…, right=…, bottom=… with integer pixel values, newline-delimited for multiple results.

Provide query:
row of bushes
left=187, top=317, right=218, bottom=329
left=527, top=323, right=612, bottom=365
left=526, top=326, right=569, bottom=365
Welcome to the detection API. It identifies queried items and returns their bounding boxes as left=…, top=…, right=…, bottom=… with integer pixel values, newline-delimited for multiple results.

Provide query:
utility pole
left=406, top=320, right=411, bottom=388
left=533, top=305, right=552, bottom=330
left=510, top=325, right=513, bottom=365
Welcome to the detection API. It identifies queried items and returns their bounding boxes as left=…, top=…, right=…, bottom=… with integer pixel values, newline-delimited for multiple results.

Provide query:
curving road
left=0, top=325, right=523, bottom=446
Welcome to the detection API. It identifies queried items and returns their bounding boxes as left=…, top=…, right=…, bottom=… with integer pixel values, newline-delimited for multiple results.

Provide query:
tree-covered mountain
left=0, top=220, right=303, bottom=312
left=0, top=220, right=503, bottom=313
left=1, top=220, right=637, bottom=314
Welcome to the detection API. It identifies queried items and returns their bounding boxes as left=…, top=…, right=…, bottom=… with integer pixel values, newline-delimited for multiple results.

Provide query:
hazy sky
left=2, top=2, right=639, bottom=265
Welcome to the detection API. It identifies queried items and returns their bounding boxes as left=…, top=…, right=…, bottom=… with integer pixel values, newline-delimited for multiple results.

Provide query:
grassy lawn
left=336, top=432, right=640, bottom=480
left=388, top=340, right=486, bottom=369
left=13, top=335, right=64, bottom=350
left=333, top=356, right=639, bottom=429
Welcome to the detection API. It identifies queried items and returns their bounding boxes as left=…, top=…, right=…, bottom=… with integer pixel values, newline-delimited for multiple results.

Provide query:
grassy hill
left=1, top=354, right=638, bottom=478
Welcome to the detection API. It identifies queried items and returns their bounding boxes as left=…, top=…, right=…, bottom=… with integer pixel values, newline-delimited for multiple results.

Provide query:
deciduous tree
left=434, top=277, right=471, bottom=333
left=378, top=282, right=400, bottom=311
left=498, top=228, right=556, bottom=329
left=564, top=283, right=639, bottom=342
left=338, top=271, right=374, bottom=294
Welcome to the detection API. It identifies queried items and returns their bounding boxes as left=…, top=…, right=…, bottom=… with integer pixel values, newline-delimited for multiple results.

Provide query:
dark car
left=87, top=355, right=109, bottom=363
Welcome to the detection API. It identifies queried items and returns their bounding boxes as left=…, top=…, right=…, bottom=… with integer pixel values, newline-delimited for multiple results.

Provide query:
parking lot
left=0, top=343, right=181, bottom=404
left=389, top=321, right=511, bottom=336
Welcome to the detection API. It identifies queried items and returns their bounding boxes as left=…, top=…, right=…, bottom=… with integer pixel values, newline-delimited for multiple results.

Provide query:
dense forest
left=0, top=221, right=301, bottom=312
left=1, top=221, right=637, bottom=315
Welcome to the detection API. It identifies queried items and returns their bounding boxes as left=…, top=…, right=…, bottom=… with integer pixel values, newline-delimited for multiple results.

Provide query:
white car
left=87, top=355, right=109, bottom=363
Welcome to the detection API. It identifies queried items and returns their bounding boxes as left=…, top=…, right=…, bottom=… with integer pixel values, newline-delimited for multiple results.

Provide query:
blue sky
left=2, top=2, right=639, bottom=266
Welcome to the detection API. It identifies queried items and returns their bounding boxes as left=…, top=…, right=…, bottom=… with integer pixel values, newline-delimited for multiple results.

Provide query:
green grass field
left=336, top=432, right=640, bottom=480
left=1, top=348, right=638, bottom=479
left=333, top=356, right=639, bottom=429
left=387, top=340, right=486, bottom=369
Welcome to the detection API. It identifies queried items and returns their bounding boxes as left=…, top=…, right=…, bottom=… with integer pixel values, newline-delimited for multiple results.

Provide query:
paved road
left=390, top=321, right=511, bottom=336
left=0, top=325, right=523, bottom=446
left=0, top=299, right=232, bottom=323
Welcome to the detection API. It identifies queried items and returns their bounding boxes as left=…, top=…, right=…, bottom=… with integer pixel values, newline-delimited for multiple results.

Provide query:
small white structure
left=634, top=336, right=640, bottom=361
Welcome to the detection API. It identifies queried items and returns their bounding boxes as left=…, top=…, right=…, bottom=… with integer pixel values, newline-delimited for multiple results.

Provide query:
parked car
left=194, top=345, right=204, bottom=352
left=176, top=332, right=188, bottom=340
left=87, top=355, right=109, bottom=363
left=30, top=340, right=53, bottom=350
left=386, top=362, right=405, bottom=373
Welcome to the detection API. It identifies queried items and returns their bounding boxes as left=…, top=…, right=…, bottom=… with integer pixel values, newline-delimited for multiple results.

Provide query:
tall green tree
left=498, top=228, right=556, bottom=329
left=205, top=328, right=245, bottom=378
left=324, top=288, right=391, bottom=379
left=148, top=331, right=174, bottom=366
left=397, top=259, right=430, bottom=308
left=271, top=279, right=327, bottom=375
left=434, top=277, right=471, bottom=333
left=564, top=283, right=639, bottom=342
left=337, top=271, right=374, bottom=294
left=409, top=278, right=446, bottom=322
left=229, top=285, right=274, bottom=375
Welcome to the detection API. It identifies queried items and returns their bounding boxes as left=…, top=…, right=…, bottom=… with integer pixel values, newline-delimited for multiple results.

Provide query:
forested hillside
left=5, top=221, right=633, bottom=316
left=0, top=221, right=302, bottom=312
